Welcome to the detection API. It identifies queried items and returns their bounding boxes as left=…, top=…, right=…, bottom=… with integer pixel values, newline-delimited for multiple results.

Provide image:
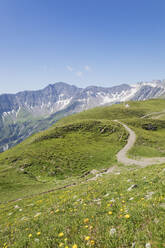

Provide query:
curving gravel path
left=141, top=110, right=165, bottom=119
left=115, top=120, right=165, bottom=167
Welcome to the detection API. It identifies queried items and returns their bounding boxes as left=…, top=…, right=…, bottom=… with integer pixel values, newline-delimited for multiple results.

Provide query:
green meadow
left=0, top=99, right=165, bottom=247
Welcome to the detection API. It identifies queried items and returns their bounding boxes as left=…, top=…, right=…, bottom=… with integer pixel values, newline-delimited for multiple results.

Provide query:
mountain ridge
left=1, top=79, right=165, bottom=152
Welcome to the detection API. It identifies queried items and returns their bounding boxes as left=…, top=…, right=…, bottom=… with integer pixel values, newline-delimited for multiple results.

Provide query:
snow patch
left=98, top=87, right=140, bottom=105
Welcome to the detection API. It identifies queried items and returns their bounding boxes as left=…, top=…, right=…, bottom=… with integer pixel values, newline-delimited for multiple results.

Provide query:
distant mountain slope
left=1, top=80, right=165, bottom=151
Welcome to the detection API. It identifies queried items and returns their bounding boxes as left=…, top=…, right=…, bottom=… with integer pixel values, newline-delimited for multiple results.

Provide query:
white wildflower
left=146, top=243, right=151, bottom=248
left=110, top=228, right=116, bottom=235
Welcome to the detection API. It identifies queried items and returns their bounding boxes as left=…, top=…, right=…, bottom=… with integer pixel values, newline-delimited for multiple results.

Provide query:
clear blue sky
left=0, top=0, right=165, bottom=93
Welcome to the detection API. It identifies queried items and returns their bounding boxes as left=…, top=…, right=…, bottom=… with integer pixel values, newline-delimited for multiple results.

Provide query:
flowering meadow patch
left=0, top=163, right=165, bottom=247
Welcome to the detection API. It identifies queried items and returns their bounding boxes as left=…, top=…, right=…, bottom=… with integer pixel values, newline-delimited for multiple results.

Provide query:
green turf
left=56, top=99, right=165, bottom=125
left=0, top=120, right=127, bottom=201
left=126, top=118, right=165, bottom=158
left=0, top=163, right=165, bottom=247
left=0, top=99, right=165, bottom=247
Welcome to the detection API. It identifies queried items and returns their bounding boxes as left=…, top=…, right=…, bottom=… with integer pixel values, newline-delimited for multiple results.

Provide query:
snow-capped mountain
left=0, top=80, right=165, bottom=152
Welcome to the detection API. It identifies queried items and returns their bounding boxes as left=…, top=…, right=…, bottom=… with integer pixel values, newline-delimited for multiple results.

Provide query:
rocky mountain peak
left=1, top=79, right=165, bottom=152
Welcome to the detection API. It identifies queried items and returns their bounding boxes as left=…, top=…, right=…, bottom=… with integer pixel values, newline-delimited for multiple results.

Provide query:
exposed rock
left=142, top=123, right=157, bottom=131
left=132, top=242, right=136, bottom=248
left=34, top=212, right=41, bottom=218
left=14, top=205, right=20, bottom=209
left=145, top=192, right=154, bottom=199
left=21, top=216, right=28, bottom=221
left=127, top=184, right=138, bottom=191
left=90, top=169, right=99, bottom=175
left=93, top=198, right=101, bottom=202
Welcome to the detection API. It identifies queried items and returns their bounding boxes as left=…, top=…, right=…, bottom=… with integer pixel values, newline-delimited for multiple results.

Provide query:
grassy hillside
left=1, top=99, right=165, bottom=202
left=58, top=99, right=165, bottom=158
left=57, top=99, right=165, bottom=125
left=0, top=99, right=165, bottom=247
left=0, top=120, right=127, bottom=177
left=0, top=119, right=127, bottom=202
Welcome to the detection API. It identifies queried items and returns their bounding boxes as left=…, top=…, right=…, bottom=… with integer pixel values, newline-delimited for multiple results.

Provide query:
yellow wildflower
left=28, top=234, right=32, bottom=238
left=90, top=240, right=95, bottom=245
left=85, top=236, right=90, bottom=241
left=108, top=211, right=112, bottom=215
left=37, top=232, right=41, bottom=236
left=124, top=214, right=130, bottom=219
left=72, top=245, right=78, bottom=248
left=84, top=218, right=89, bottom=223
left=58, top=232, right=64, bottom=237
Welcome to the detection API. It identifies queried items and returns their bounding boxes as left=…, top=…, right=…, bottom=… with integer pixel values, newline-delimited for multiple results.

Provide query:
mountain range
left=1, top=79, right=165, bottom=152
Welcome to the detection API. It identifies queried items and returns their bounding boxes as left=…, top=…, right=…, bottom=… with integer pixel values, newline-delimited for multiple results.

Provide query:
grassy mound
left=0, top=120, right=127, bottom=179
left=0, top=119, right=127, bottom=202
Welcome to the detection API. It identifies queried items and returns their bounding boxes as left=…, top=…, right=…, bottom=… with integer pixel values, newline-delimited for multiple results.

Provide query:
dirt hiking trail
left=2, top=120, right=165, bottom=205
left=115, top=120, right=165, bottom=167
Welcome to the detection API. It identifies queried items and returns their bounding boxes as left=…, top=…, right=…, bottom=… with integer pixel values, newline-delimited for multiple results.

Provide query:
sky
left=0, top=0, right=165, bottom=94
